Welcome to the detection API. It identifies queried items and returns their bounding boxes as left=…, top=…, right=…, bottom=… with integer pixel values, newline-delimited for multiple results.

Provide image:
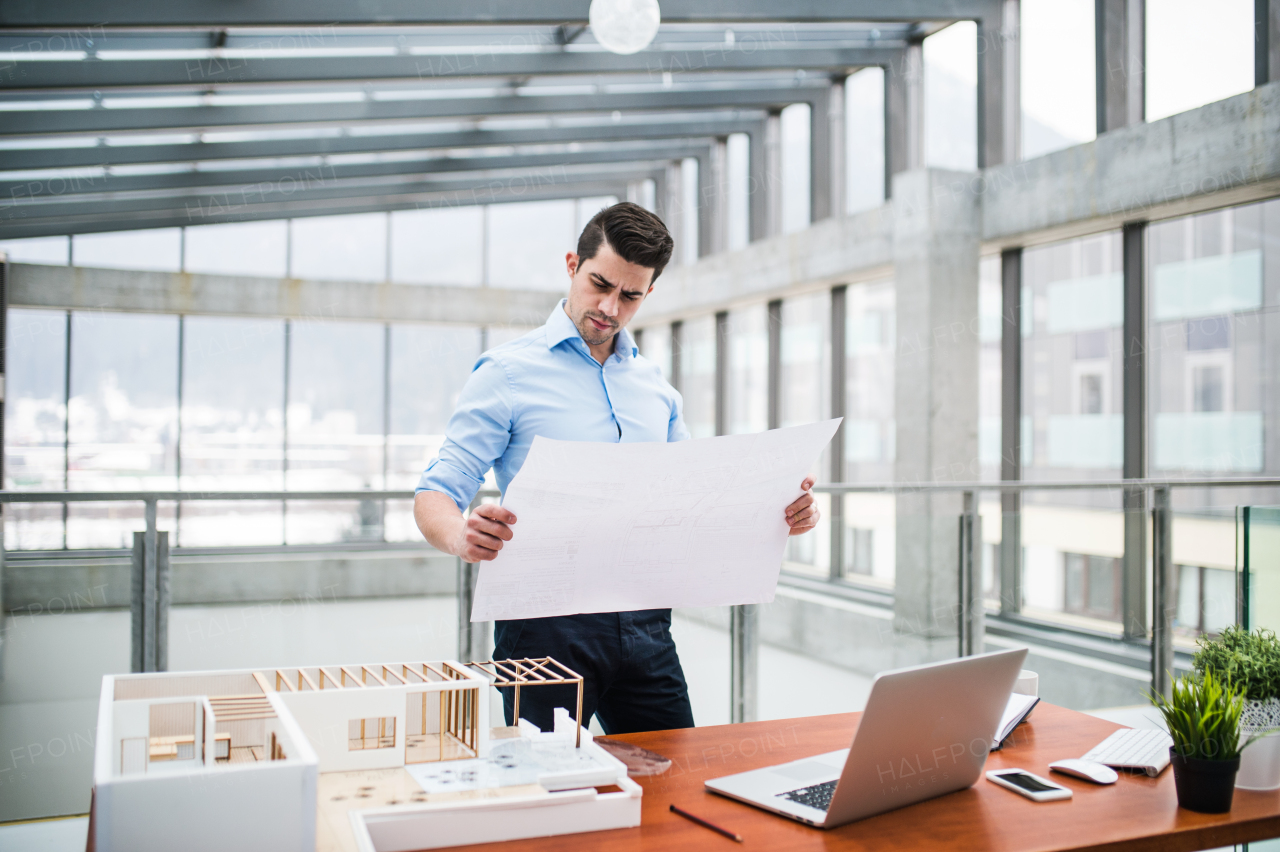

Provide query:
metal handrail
left=813, top=477, right=1280, bottom=493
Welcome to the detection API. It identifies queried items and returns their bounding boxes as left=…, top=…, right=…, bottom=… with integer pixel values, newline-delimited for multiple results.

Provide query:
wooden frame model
left=465, top=657, right=586, bottom=747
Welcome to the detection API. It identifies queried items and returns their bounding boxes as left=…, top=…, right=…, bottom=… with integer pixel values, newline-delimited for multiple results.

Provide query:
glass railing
left=3, top=478, right=1279, bottom=823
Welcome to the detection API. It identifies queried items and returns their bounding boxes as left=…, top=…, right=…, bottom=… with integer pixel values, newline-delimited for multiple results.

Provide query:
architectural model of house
left=92, top=659, right=641, bottom=852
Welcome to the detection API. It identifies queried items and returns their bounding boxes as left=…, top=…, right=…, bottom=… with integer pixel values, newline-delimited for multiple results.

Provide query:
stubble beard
left=573, top=308, right=618, bottom=347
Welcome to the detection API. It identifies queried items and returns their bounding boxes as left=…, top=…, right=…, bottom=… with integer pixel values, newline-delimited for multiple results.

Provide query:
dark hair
left=575, top=201, right=675, bottom=283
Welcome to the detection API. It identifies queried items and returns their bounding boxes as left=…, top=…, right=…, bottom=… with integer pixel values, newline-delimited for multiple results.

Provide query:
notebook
left=990, top=692, right=1039, bottom=750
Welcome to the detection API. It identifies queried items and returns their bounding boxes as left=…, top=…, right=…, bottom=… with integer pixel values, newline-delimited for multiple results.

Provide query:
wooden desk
left=454, top=703, right=1280, bottom=852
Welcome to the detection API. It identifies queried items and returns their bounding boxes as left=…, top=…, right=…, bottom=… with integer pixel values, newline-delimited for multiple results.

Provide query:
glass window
left=178, top=316, right=286, bottom=547
left=1023, top=232, right=1124, bottom=473
left=845, top=280, right=895, bottom=480
left=1145, top=0, right=1254, bottom=122
left=385, top=323, right=480, bottom=541
left=841, top=281, right=895, bottom=585
left=285, top=320, right=386, bottom=544
left=289, top=213, right=388, bottom=283
left=637, top=322, right=672, bottom=384
left=487, top=199, right=575, bottom=291
left=1021, top=0, right=1096, bottom=158
left=676, top=316, right=716, bottom=440
left=1020, top=232, right=1126, bottom=630
left=924, top=21, right=977, bottom=171
left=0, top=236, right=69, bottom=265
left=725, top=305, right=768, bottom=435
left=390, top=206, right=483, bottom=286
left=779, top=293, right=831, bottom=576
left=680, top=157, right=699, bottom=264
left=4, top=309, right=68, bottom=549
left=73, top=228, right=181, bottom=272
left=66, top=311, right=179, bottom=548
left=184, top=220, right=288, bottom=278
left=1149, top=201, right=1276, bottom=474
left=845, top=67, right=885, bottom=214
left=780, top=103, right=811, bottom=234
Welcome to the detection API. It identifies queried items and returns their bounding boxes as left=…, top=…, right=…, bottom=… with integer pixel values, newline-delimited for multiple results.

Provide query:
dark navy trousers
left=492, top=609, right=695, bottom=735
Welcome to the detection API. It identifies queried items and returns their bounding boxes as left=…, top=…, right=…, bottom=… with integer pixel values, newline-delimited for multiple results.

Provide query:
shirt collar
left=545, top=299, right=636, bottom=360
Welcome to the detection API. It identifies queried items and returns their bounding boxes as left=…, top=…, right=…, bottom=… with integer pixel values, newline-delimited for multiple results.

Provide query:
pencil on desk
left=669, top=804, right=744, bottom=842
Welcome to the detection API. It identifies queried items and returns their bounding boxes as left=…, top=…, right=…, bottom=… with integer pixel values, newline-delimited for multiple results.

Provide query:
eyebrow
left=590, top=272, right=645, bottom=297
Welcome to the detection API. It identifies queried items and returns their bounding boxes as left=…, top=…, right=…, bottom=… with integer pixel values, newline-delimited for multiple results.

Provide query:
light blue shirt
left=417, top=300, right=689, bottom=510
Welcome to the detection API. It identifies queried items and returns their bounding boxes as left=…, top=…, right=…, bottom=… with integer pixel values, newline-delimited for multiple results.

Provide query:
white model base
left=352, top=777, right=643, bottom=852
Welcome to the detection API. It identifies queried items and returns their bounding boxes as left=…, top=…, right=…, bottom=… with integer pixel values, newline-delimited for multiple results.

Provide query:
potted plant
left=1194, top=626, right=1280, bottom=790
left=1149, top=670, right=1244, bottom=813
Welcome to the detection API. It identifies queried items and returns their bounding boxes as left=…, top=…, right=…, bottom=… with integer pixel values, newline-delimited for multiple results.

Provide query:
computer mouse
left=1048, top=759, right=1118, bottom=784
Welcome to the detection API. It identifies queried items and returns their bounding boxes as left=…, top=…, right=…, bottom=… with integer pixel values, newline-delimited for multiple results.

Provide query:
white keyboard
left=1082, top=728, right=1173, bottom=777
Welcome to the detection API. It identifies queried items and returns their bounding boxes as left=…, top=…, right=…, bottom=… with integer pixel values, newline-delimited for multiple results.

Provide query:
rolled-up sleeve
left=416, top=356, right=514, bottom=511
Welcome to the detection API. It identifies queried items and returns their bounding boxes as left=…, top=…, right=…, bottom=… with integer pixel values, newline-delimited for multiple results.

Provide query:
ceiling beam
left=0, top=170, right=664, bottom=239
left=2, top=47, right=902, bottom=91
left=0, top=113, right=765, bottom=170
left=0, top=84, right=828, bottom=136
left=1, top=139, right=712, bottom=200
left=0, top=1, right=998, bottom=28
left=5, top=162, right=663, bottom=219
left=7, top=261, right=566, bottom=327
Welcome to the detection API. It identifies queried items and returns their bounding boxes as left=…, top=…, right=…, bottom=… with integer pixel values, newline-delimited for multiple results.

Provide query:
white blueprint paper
left=470, top=418, right=841, bottom=622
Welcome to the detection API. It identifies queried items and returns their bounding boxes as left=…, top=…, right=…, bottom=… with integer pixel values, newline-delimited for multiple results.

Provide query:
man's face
left=564, top=238, right=655, bottom=347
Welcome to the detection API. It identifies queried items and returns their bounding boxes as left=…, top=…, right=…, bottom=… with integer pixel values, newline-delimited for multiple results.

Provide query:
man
left=414, top=202, right=820, bottom=734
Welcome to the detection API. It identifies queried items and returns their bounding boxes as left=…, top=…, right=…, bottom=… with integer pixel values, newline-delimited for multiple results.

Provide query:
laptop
left=705, top=648, right=1028, bottom=828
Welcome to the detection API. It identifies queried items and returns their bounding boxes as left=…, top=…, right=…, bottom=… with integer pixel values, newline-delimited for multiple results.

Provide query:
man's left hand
left=785, top=476, right=819, bottom=536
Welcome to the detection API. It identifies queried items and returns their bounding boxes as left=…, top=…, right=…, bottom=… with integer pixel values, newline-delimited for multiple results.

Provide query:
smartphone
left=986, top=769, right=1073, bottom=802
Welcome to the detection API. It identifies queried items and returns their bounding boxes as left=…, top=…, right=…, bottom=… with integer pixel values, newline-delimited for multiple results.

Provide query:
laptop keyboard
left=779, top=779, right=837, bottom=812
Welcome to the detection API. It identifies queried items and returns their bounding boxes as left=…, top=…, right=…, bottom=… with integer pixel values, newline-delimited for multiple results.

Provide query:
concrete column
left=978, top=0, right=1021, bottom=167
left=811, top=79, right=843, bottom=222
left=885, top=41, right=923, bottom=198
left=696, top=139, right=729, bottom=257
left=1096, top=0, right=1145, bottom=133
left=1258, top=0, right=1280, bottom=85
left=892, top=169, right=981, bottom=643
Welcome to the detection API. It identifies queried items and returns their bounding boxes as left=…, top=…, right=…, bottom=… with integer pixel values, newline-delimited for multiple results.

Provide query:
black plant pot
left=1170, top=748, right=1240, bottom=813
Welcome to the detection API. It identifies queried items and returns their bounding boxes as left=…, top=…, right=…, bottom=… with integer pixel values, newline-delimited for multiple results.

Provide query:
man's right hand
left=455, top=503, right=517, bottom=563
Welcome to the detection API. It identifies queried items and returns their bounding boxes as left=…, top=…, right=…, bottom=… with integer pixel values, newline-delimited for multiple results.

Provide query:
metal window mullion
left=1151, top=486, right=1173, bottom=698
left=282, top=319, right=290, bottom=546
left=1258, top=0, right=1280, bottom=85
left=63, top=310, right=71, bottom=549
left=0, top=253, right=6, bottom=641
left=382, top=322, right=391, bottom=543
left=1000, top=248, right=1023, bottom=614
left=175, top=315, right=184, bottom=546
left=1122, top=221, right=1148, bottom=641
left=715, top=311, right=729, bottom=438
left=670, top=320, right=683, bottom=393
left=767, top=300, right=782, bottom=431
left=829, top=285, right=847, bottom=579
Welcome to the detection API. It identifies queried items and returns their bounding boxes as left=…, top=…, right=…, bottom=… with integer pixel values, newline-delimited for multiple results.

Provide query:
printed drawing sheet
left=471, top=418, right=841, bottom=622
